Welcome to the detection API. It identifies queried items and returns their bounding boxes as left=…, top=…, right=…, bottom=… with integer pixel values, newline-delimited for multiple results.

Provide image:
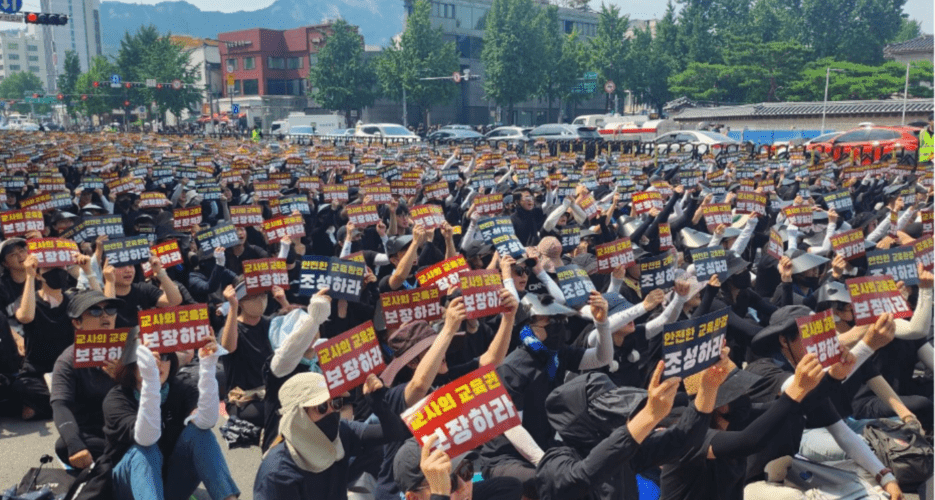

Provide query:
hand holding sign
left=861, top=312, right=896, bottom=351
left=646, top=360, right=680, bottom=421
left=785, top=353, right=825, bottom=402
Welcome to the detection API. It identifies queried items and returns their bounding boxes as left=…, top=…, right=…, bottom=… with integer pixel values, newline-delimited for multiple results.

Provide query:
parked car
left=805, top=125, right=919, bottom=163
left=287, top=125, right=315, bottom=145
left=652, top=130, right=740, bottom=155
left=354, top=123, right=420, bottom=142
left=440, top=124, right=475, bottom=131
left=484, top=126, right=532, bottom=143
left=527, top=124, right=603, bottom=141
left=426, top=128, right=484, bottom=142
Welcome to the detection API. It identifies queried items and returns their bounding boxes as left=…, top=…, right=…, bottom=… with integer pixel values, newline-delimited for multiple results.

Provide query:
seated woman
left=102, top=333, right=239, bottom=500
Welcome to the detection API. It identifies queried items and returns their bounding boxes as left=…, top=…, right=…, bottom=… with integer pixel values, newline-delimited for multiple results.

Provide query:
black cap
left=393, top=438, right=478, bottom=493
left=66, top=290, right=123, bottom=319
left=385, top=235, right=414, bottom=255
left=750, top=305, right=813, bottom=356
left=0, top=238, right=27, bottom=260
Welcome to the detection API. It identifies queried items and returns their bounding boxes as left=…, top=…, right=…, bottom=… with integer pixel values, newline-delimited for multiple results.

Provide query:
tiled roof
left=884, top=35, right=934, bottom=55
left=673, top=99, right=934, bottom=120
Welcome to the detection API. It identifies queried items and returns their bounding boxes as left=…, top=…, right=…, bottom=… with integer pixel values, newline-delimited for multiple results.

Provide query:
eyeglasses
left=85, top=306, right=118, bottom=317
left=314, top=396, right=348, bottom=415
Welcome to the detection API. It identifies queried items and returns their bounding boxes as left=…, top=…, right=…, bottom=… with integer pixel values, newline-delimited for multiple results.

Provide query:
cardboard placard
left=316, top=321, right=385, bottom=397
left=867, top=247, right=919, bottom=286
left=325, top=258, right=366, bottom=302
left=381, top=286, right=444, bottom=329
left=735, top=190, right=767, bottom=215
left=459, top=269, right=505, bottom=319
left=661, top=307, right=728, bottom=379
left=140, top=192, right=170, bottom=209
left=830, top=229, right=866, bottom=261
left=138, top=304, right=212, bottom=353
left=1, top=209, right=44, bottom=237
left=297, top=176, right=321, bottom=192
left=639, top=251, right=677, bottom=293
left=151, top=240, right=184, bottom=269
left=411, top=204, right=446, bottom=230
left=107, top=176, right=144, bottom=196
left=49, top=192, right=73, bottom=210
left=595, top=237, right=635, bottom=273
left=911, top=236, right=933, bottom=271
left=346, top=204, right=381, bottom=228
left=555, top=264, right=596, bottom=309
left=75, top=215, right=124, bottom=243
left=690, top=246, right=728, bottom=282
left=229, top=205, right=264, bottom=227
left=702, top=203, right=732, bottom=232
left=845, top=275, right=912, bottom=326
left=73, top=329, right=132, bottom=368
left=921, top=210, right=933, bottom=236
left=478, top=216, right=524, bottom=258
left=783, top=205, right=813, bottom=228
left=365, top=184, right=393, bottom=204
left=173, top=206, right=203, bottom=230
left=578, top=194, right=599, bottom=219
left=263, top=214, right=306, bottom=243
left=559, top=226, right=581, bottom=253
left=391, top=179, right=419, bottom=197
left=424, top=181, right=450, bottom=201
left=253, top=181, right=281, bottom=201
left=658, top=222, right=673, bottom=251
left=21, top=192, right=52, bottom=212
left=401, top=365, right=520, bottom=457
left=195, top=222, right=240, bottom=253
left=278, top=195, right=311, bottom=215
left=822, top=190, right=853, bottom=214
left=473, top=194, right=504, bottom=217
left=242, top=258, right=289, bottom=295
left=416, top=255, right=470, bottom=292
left=767, top=227, right=784, bottom=260
left=323, top=184, right=349, bottom=203
left=298, top=256, right=333, bottom=296
left=102, top=236, right=152, bottom=266
left=795, top=309, right=842, bottom=368
left=26, top=238, right=78, bottom=267
left=631, top=191, right=663, bottom=215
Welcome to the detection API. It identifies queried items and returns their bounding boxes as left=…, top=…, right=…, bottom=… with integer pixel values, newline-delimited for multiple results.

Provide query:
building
left=883, top=35, right=934, bottom=64
left=217, top=24, right=338, bottom=131
left=0, top=29, right=51, bottom=91
left=40, top=0, right=103, bottom=90
left=168, top=36, right=221, bottom=123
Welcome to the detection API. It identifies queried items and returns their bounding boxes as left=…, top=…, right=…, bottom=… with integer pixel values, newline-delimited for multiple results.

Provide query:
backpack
left=861, top=418, right=934, bottom=489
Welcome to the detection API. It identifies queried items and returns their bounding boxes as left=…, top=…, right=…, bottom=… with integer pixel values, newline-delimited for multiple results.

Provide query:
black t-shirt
left=222, top=317, right=273, bottom=393
left=660, top=429, right=746, bottom=500
left=21, top=292, right=74, bottom=374
left=225, top=244, right=269, bottom=276
left=0, top=273, right=28, bottom=319
left=50, top=344, right=118, bottom=434
left=115, top=282, right=164, bottom=328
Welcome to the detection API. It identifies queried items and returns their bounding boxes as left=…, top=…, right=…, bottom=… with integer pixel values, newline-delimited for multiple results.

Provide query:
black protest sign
left=662, top=307, right=728, bottom=379
left=690, top=246, right=728, bottom=282
left=78, top=215, right=125, bottom=243
left=823, top=190, right=853, bottom=214
left=298, top=256, right=366, bottom=301
left=479, top=216, right=526, bottom=258
left=194, top=222, right=240, bottom=253
left=555, top=264, right=596, bottom=309
left=867, top=246, right=919, bottom=286
left=102, top=236, right=152, bottom=266
left=639, top=251, right=677, bottom=293
left=299, top=256, right=332, bottom=296
left=559, top=226, right=581, bottom=252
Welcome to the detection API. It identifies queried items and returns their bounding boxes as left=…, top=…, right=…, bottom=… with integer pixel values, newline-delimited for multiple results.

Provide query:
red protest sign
left=73, top=329, right=132, bottom=368
left=911, top=236, right=933, bottom=271
left=921, top=210, right=933, bottom=236
left=346, top=203, right=380, bottom=227
left=21, top=192, right=53, bottom=212
left=459, top=269, right=505, bottom=319
left=795, top=309, right=842, bottom=368
left=229, top=205, right=263, bottom=227
left=297, top=176, right=321, bottom=193
left=888, top=210, right=898, bottom=239
left=402, top=365, right=520, bottom=457
left=243, top=258, right=289, bottom=295
left=140, top=192, right=170, bottom=209
left=173, top=206, right=202, bottom=230
left=830, top=229, right=866, bottom=261
left=366, top=184, right=393, bottom=204
left=658, top=222, right=674, bottom=251
left=253, top=181, right=281, bottom=201
left=595, top=237, right=635, bottom=273
left=416, top=255, right=470, bottom=292
left=411, top=204, right=446, bottom=230
left=735, top=190, right=767, bottom=215
left=845, top=275, right=912, bottom=326
left=316, top=321, right=385, bottom=397
left=391, top=179, right=418, bottom=197
left=783, top=205, right=813, bottom=228
left=631, top=191, right=663, bottom=215
left=767, top=228, right=784, bottom=260
left=1, top=209, right=44, bottom=237
left=424, top=181, right=449, bottom=201
left=263, top=214, right=306, bottom=243
left=578, top=194, right=599, bottom=219
left=138, top=304, right=212, bottom=354
left=473, top=194, right=504, bottom=217
left=151, top=240, right=184, bottom=268
left=702, top=203, right=732, bottom=232
left=26, top=238, right=78, bottom=267
left=380, top=286, right=444, bottom=330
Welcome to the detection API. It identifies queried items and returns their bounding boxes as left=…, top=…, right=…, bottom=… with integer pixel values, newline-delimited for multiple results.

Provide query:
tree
left=482, top=0, right=543, bottom=124
left=57, top=51, right=81, bottom=115
left=589, top=4, right=629, bottom=112
left=799, top=0, right=906, bottom=65
left=668, top=62, right=742, bottom=105
left=782, top=58, right=933, bottom=101
left=309, top=19, right=376, bottom=126
left=891, top=17, right=922, bottom=43
left=375, top=0, right=460, bottom=126
left=533, top=6, right=582, bottom=123
left=722, top=37, right=810, bottom=102
left=626, top=26, right=674, bottom=114
left=0, top=72, right=48, bottom=115
left=75, top=56, right=119, bottom=118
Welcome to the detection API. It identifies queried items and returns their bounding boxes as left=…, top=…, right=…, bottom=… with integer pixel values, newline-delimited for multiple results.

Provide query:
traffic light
left=124, top=100, right=130, bottom=107
left=81, top=94, right=88, bottom=101
left=57, top=94, right=64, bottom=100
left=23, top=12, right=69, bottom=25
left=92, top=81, right=100, bottom=88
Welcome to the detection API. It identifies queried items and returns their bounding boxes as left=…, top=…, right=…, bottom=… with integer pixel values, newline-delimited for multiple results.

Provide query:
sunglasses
left=85, top=306, right=118, bottom=317
left=314, top=396, right=348, bottom=415
left=511, top=266, right=528, bottom=277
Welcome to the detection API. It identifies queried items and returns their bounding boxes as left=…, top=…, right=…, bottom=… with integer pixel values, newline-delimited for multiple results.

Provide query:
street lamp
left=821, top=67, right=845, bottom=133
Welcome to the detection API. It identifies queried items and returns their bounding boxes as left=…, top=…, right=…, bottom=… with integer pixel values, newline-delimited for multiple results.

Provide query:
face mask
left=729, top=270, right=751, bottom=290
left=724, top=396, right=752, bottom=431
left=796, top=275, right=820, bottom=290
left=316, top=412, right=340, bottom=441
left=42, top=268, right=69, bottom=290
left=543, top=323, right=565, bottom=349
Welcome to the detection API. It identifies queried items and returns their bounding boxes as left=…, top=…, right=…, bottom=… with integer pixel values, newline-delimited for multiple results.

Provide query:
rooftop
left=883, top=34, right=934, bottom=56
left=672, top=99, right=935, bottom=120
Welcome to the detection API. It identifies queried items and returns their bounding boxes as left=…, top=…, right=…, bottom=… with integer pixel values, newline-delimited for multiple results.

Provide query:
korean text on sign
left=911, top=236, right=933, bottom=271
left=640, top=251, right=677, bottom=293
left=556, top=264, right=596, bottom=309
left=595, top=237, right=635, bottom=273
left=242, top=258, right=290, bottom=295
left=845, top=275, right=912, bottom=326
left=658, top=222, right=674, bottom=251
left=783, top=205, right=813, bottom=228
left=795, top=309, right=842, bottom=368
left=1, top=209, right=44, bottom=237
left=767, top=228, right=784, bottom=260
left=411, top=204, right=446, bottom=230
left=151, top=240, right=184, bottom=269
left=26, top=238, right=78, bottom=267
left=138, top=304, right=211, bottom=354
left=299, top=256, right=332, bottom=296
left=867, top=247, right=919, bottom=286
left=230, top=205, right=264, bottom=227
left=102, top=236, right=152, bottom=266
left=559, top=226, right=581, bottom=252
left=316, top=321, right=385, bottom=397
left=195, top=222, right=240, bottom=253
left=381, top=286, right=444, bottom=330
left=631, top=191, right=663, bottom=216
left=346, top=204, right=381, bottom=228
left=173, top=206, right=203, bottom=230
left=263, top=215, right=306, bottom=243
left=690, top=246, right=728, bottom=282
left=326, top=258, right=366, bottom=302
left=416, top=255, right=469, bottom=292
left=830, top=229, right=866, bottom=261
left=459, top=269, right=505, bottom=320
left=662, top=307, right=728, bottom=379
left=702, top=204, right=732, bottom=232
left=74, top=329, right=131, bottom=368
left=473, top=194, right=504, bottom=217
left=401, top=365, right=521, bottom=458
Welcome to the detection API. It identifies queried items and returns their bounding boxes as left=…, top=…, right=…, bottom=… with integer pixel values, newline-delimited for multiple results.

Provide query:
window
left=26, top=45, right=37, bottom=52
left=226, top=58, right=237, bottom=70
left=0, top=54, right=3, bottom=60
left=266, top=78, right=305, bottom=95
left=433, top=2, right=455, bottom=19
left=7, top=43, right=17, bottom=50
left=243, top=57, right=255, bottom=70
left=242, top=79, right=258, bottom=95
left=267, top=57, right=284, bottom=69
left=28, top=55, right=38, bottom=62
left=28, top=66, right=39, bottom=72
left=0, top=65, right=4, bottom=70
left=309, top=53, right=318, bottom=66
left=287, top=57, right=302, bottom=69
left=9, top=64, right=20, bottom=71
left=8, top=54, right=19, bottom=60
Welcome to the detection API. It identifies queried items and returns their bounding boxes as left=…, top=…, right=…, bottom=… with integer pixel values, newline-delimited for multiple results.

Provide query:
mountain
left=99, top=0, right=405, bottom=55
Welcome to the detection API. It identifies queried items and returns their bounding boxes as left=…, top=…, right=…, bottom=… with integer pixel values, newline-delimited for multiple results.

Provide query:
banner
left=243, top=258, right=289, bottom=295
left=639, top=251, right=677, bottom=293
left=173, top=206, right=203, bottom=231
left=556, top=264, right=596, bottom=309
left=783, top=205, right=813, bottom=228
left=381, top=286, right=444, bottom=329
left=867, top=246, right=919, bottom=286
left=195, top=222, right=240, bottom=253
left=151, top=240, right=184, bottom=269
left=459, top=269, right=505, bottom=319
left=690, top=246, right=728, bottom=282
left=401, top=365, right=520, bottom=457
left=26, top=238, right=78, bottom=267
left=661, top=308, right=728, bottom=379
left=263, top=214, right=306, bottom=243
left=830, top=229, right=866, bottom=261
left=316, top=321, right=385, bottom=397
left=702, top=203, right=732, bottom=232
left=73, top=329, right=132, bottom=368
left=767, top=227, right=784, bottom=260
left=416, top=255, right=470, bottom=292
left=138, top=304, right=212, bottom=353
left=346, top=203, right=381, bottom=227
left=595, top=237, right=635, bottom=274
left=102, top=236, right=152, bottom=266
left=229, top=205, right=264, bottom=227
left=795, top=309, right=842, bottom=368
left=1, top=209, right=44, bottom=237
left=845, top=275, right=912, bottom=326
left=411, top=204, right=446, bottom=230
left=559, top=226, right=581, bottom=253
left=473, top=194, right=504, bottom=217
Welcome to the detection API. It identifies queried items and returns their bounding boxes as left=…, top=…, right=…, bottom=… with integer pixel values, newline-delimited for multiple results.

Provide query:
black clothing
left=222, top=317, right=273, bottom=393
left=114, top=282, right=164, bottom=328
left=20, top=292, right=73, bottom=374
left=50, top=344, right=117, bottom=457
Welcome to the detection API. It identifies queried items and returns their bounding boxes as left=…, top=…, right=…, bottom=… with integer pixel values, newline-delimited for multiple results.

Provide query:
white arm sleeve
left=373, top=253, right=392, bottom=267
left=578, top=318, right=613, bottom=370
left=460, top=187, right=477, bottom=211
left=896, top=208, right=916, bottom=231
left=867, top=213, right=890, bottom=243
left=918, top=342, right=933, bottom=372
left=569, top=203, right=588, bottom=225
left=826, top=420, right=893, bottom=486
left=543, top=199, right=571, bottom=232
left=442, top=153, right=458, bottom=170
left=608, top=274, right=624, bottom=294
left=646, top=294, right=687, bottom=339
left=504, top=425, right=545, bottom=466
left=536, top=270, right=566, bottom=304
left=270, top=297, right=331, bottom=378
left=807, top=226, right=833, bottom=256
left=188, top=348, right=223, bottom=429
left=134, top=344, right=162, bottom=446
left=607, top=303, right=648, bottom=335
left=893, top=287, right=932, bottom=340
left=730, top=217, right=758, bottom=254
left=340, top=239, right=353, bottom=258
left=277, top=241, right=291, bottom=259
left=503, top=277, right=520, bottom=302
left=460, top=220, right=479, bottom=251
left=844, top=341, right=875, bottom=382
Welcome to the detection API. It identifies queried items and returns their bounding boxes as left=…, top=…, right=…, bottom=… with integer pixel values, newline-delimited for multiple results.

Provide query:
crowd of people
left=0, top=120, right=932, bottom=500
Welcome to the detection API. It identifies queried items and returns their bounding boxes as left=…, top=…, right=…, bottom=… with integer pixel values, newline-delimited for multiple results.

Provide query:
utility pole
left=901, top=63, right=910, bottom=125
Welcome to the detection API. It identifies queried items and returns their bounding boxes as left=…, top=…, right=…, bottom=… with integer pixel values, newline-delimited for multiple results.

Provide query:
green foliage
left=668, top=62, right=740, bottom=105
left=588, top=4, right=629, bottom=109
left=891, top=18, right=922, bottom=43
left=75, top=56, right=119, bottom=117
left=309, top=19, right=376, bottom=126
left=0, top=72, right=49, bottom=114
left=798, top=0, right=906, bottom=65
left=481, top=0, right=543, bottom=122
left=533, top=6, right=583, bottom=122
left=375, top=0, right=460, bottom=125
left=57, top=51, right=81, bottom=114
